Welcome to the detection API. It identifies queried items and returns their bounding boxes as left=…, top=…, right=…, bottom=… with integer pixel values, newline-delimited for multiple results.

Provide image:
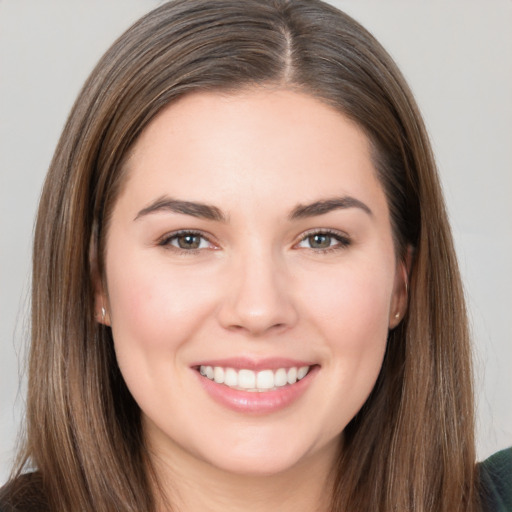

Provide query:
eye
left=296, top=230, right=351, bottom=251
left=159, top=230, right=214, bottom=251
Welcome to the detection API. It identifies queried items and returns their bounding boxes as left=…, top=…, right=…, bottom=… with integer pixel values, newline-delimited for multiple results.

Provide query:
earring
left=394, top=311, right=400, bottom=319
left=101, top=307, right=106, bottom=322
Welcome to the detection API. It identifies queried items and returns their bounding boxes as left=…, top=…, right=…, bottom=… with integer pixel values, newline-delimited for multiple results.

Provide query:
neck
left=149, top=437, right=338, bottom=512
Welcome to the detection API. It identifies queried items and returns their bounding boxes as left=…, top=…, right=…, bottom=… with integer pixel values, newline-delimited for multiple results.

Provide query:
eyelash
left=157, top=230, right=216, bottom=254
left=295, top=229, right=351, bottom=253
left=157, top=229, right=351, bottom=254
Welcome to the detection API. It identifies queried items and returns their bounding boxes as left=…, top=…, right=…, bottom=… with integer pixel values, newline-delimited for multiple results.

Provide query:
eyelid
left=155, top=228, right=350, bottom=253
left=294, top=228, right=352, bottom=251
left=157, top=229, right=218, bottom=251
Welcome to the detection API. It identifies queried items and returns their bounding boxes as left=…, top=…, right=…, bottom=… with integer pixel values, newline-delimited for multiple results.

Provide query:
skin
left=96, top=88, right=407, bottom=511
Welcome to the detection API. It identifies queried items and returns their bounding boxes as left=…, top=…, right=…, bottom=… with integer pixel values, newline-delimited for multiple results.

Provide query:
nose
left=217, top=249, right=299, bottom=336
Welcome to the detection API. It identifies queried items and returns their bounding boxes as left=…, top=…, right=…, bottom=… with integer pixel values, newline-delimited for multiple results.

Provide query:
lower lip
left=195, top=366, right=318, bottom=414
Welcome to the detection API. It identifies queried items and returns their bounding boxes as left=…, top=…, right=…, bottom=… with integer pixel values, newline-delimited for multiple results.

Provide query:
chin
left=193, top=428, right=338, bottom=478
left=203, top=449, right=311, bottom=477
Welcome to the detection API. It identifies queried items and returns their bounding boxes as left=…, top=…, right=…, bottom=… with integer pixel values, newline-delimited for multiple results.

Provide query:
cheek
left=103, top=252, right=223, bottom=423
left=296, top=262, right=393, bottom=435
left=301, top=259, right=394, bottom=348
left=105, top=253, right=217, bottom=359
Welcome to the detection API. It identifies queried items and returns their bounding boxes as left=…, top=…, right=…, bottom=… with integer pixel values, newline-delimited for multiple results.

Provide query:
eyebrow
left=289, top=196, right=373, bottom=219
left=134, top=195, right=372, bottom=223
left=134, top=197, right=227, bottom=222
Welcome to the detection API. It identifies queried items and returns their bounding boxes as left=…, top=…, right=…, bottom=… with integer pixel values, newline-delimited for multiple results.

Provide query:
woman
left=1, top=0, right=510, bottom=510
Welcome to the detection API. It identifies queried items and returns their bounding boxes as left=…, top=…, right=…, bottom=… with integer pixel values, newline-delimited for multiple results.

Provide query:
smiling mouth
left=197, top=365, right=312, bottom=392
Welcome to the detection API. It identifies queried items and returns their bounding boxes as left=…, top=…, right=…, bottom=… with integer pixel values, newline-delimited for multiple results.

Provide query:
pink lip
left=193, top=364, right=319, bottom=415
left=190, top=357, right=315, bottom=371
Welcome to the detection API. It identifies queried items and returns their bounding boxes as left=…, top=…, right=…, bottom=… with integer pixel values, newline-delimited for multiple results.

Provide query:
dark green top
left=1, top=448, right=511, bottom=511
left=479, top=447, right=512, bottom=511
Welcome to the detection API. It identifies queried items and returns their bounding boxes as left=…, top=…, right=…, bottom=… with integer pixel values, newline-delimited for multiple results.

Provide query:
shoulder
left=478, top=447, right=512, bottom=512
left=0, top=472, right=49, bottom=512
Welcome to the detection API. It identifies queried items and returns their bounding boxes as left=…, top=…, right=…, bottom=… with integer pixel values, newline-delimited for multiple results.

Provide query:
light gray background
left=1, top=0, right=511, bottom=482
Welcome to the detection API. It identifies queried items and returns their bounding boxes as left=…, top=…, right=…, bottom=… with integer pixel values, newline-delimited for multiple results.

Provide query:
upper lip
left=191, top=357, right=317, bottom=371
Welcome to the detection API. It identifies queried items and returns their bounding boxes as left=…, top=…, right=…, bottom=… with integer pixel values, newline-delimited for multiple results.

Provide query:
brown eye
left=160, top=231, right=211, bottom=251
left=176, top=234, right=202, bottom=249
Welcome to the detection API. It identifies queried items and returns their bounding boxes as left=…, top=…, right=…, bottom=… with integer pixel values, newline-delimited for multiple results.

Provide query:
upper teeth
left=199, top=365, right=310, bottom=391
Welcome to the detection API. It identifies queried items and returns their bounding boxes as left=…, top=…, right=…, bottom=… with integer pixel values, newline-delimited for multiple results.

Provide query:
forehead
left=119, top=88, right=387, bottom=218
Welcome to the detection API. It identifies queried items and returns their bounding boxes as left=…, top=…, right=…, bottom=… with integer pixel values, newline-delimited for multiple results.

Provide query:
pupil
left=178, top=235, right=200, bottom=249
left=310, top=234, right=330, bottom=248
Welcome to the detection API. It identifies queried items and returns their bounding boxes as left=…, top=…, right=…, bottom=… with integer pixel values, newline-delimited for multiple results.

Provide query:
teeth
left=287, top=367, right=297, bottom=385
left=297, top=366, right=309, bottom=380
left=274, top=368, right=288, bottom=387
left=198, top=365, right=311, bottom=391
left=213, top=366, right=225, bottom=384
left=256, top=369, right=274, bottom=389
left=238, top=369, right=256, bottom=389
left=224, top=368, right=238, bottom=387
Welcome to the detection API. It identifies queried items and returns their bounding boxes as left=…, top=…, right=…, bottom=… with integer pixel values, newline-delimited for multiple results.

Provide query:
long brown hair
left=6, top=0, right=478, bottom=510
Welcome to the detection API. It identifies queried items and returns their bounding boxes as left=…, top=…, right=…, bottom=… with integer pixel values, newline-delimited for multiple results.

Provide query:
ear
left=388, top=246, right=413, bottom=329
left=90, top=233, right=111, bottom=327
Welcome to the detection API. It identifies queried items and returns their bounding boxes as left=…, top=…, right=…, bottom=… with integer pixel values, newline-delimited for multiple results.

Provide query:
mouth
left=193, top=360, right=319, bottom=414
left=196, top=365, right=312, bottom=392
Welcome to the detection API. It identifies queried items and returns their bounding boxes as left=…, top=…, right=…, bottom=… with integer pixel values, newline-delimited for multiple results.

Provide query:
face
left=97, top=89, right=407, bottom=477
